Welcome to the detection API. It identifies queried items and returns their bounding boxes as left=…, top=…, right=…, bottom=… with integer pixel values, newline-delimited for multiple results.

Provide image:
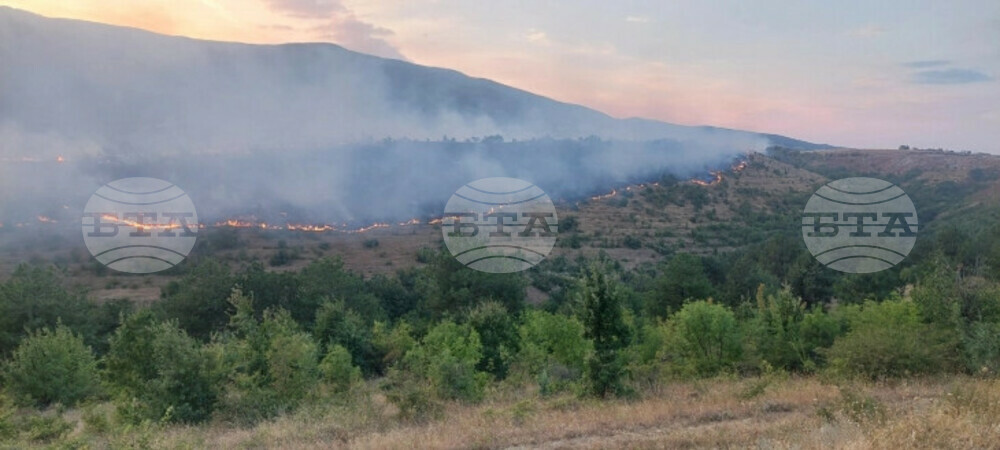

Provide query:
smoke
left=0, top=7, right=778, bottom=225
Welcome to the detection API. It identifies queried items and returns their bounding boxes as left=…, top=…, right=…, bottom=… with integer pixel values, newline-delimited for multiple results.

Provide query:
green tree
left=105, top=311, right=221, bottom=423
left=664, top=300, right=742, bottom=377
left=3, top=324, right=100, bottom=407
left=401, top=320, right=487, bottom=402
left=579, top=266, right=632, bottom=397
left=466, top=301, right=519, bottom=379
left=156, top=259, right=235, bottom=341
left=319, top=344, right=362, bottom=392
left=218, top=289, right=320, bottom=423
left=648, top=253, right=715, bottom=318
left=0, top=265, right=95, bottom=356
left=826, top=298, right=958, bottom=379
left=313, top=300, right=377, bottom=375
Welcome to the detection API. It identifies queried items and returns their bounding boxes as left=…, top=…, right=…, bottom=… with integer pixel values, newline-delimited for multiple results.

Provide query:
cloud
left=262, top=0, right=404, bottom=60
left=262, top=0, right=345, bottom=18
left=312, top=17, right=404, bottom=59
left=911, top=68, right=993, bottom=85
left=849, top=24, right=886, bottom=38
left=902, top=60, right=951, bottom=68
left=526, top=29, right=548, bottom=44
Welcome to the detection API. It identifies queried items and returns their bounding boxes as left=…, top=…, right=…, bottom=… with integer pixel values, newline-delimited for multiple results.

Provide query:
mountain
left=0, top=6, right=826, bottom=157
left=0, top=7, right=830, bottom=223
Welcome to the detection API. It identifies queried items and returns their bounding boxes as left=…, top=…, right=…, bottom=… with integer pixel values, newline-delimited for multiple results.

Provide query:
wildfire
left=286, top=223, right=337, bottom=232
left=590, top=189, right=618, bottom=201
left=209, top=216, right=428, bottom=234
left=691, top=171, right=724, bottom=186
left=349, top=222, right=390, bottom=233
left=37, top=215, right=57, bottom=224
left=56, top=155, right=65, bottom=163
left=99, top=213, right=188, bottom=231
left=731, top=160, right=748, bottom=172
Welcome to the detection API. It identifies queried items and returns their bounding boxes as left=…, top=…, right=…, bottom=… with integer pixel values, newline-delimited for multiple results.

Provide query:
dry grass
left=40, top=375, right=1000, bottom=449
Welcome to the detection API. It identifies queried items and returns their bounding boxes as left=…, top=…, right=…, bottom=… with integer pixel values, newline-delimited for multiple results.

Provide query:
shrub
left=663, top=300, right=742, bottom=377
left=825, top=299, right=958, bottom=379
left=2, top=324, right=100, bottom=407
left=314, top=300, right=376, bottom=375
left=319, top=344, right=362, bottom=392
left=0, top=265, right=96, bottom=356
left=467, top=301, right=519, bottom=379
left=579, top=266, right=632, bottom=397
left=217, top=289, right=320, bottom=423
left=515, top=310, right=591, bottom=389
left=401, top=320, right=488, bottom=402
left=372, top=320, right=416, bottom=370
left=961, top=321, right=1000, bottom=376
left=104, top=311, right=221, bottom=424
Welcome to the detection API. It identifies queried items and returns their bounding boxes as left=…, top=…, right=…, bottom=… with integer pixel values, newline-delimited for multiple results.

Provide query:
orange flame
left=99, top=213, right=189, bottom=231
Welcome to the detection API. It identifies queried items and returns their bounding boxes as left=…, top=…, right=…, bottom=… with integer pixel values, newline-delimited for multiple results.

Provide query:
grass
left=6, top=375, right=999, bottom=449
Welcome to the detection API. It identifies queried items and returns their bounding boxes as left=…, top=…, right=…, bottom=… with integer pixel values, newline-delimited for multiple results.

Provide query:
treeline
left=2, top=213, right=1000, bottom=433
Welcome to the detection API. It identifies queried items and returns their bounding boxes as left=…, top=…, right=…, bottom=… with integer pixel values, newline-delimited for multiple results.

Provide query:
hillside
left=3, top=147, right=999, bottom=305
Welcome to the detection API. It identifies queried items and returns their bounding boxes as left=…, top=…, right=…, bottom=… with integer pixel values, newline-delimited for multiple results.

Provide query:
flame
left=287, top=223, right=337, bottom=232
left=691, top=171, right=724, bottom=186
left=349, top=222, right=390, bottom=233
left=56, top=155, right=65, bottom=163
left=398, top=218, right=421, bottom=226
left=590, top=189, right=618, bottom=201
left=99, top=213, right=190, bottom=231
left=37, top=215, right=57, bottom=224
left=731, top=160, right=748, bottom=172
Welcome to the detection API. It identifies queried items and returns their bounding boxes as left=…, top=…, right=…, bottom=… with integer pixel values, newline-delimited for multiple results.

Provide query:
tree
left=664, top=300, right=742, bottom=377
left=3, top=324, right=100, bottom=407
left=0, top=265, right=95, bottom=356
left=466, top=301, right=519, bottom=379
left=156, top=259, right=235, bottom=341
left=579, top=265, right=632, bottom=397
left=105, top=311, right=221, bottom=423
left=313, top=300, right=377, bottom=375
left=648, top=253, right=715, bottom=318
left=400, top=320, right=488, bottom=402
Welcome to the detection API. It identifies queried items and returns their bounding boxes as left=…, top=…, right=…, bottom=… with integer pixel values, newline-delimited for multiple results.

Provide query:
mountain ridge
left=0, top=6, right=829, bottom=156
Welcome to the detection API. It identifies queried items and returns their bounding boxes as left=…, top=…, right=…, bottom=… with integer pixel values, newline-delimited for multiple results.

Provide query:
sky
left=3, top=0, right=999, bottom=152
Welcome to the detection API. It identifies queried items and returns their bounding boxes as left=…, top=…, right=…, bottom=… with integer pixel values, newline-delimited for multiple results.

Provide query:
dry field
left=41, top=375, right=999, bottom=449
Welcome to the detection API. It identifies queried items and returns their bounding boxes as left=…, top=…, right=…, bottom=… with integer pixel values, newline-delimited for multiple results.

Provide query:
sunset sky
left=3, top=0, right=999, bottom=151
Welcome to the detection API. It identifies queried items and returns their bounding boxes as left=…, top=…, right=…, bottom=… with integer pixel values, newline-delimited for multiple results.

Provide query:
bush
left=579, top=267, right=632, bottom=397
left=515, top=310, right=591, bottom=390
left=402, top=321, right=488, bottom=402
left=961, top=321, right=1000, bottom=376
left=104, top=311, right=221, bottom=424
left=0, top=265, right=97, bottom=356
left=467, top=301, right=519, bottom=379
left=372, top=320, right=416, bottom=370
left=314, top=300, right=376, bottom=375
left=217, top=289, right=320, bottom=423
left=319, top=344, right=362, bottom=392
left=663, top=300, right=742, bottom=377
left=825, top=299, right=958, bottom=379
left=2, top=324, right=100, bottom=407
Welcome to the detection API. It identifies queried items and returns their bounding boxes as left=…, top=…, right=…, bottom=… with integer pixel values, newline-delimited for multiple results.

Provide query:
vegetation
left=2, top=151, right=1000, bottom=446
